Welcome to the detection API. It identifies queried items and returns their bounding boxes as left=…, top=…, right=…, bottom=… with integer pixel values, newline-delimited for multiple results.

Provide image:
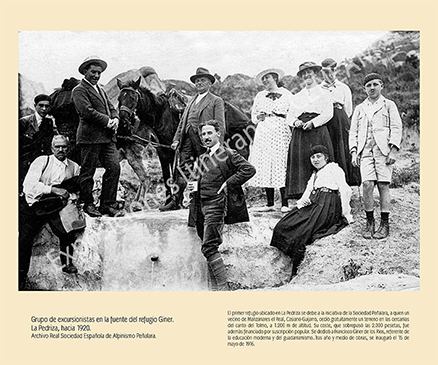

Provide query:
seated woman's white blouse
left=289, top=85, right=333, bottom=128
left=297, top=162, right=353, bottom=222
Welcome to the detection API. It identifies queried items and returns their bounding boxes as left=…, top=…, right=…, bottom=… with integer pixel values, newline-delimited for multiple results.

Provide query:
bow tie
left=265, top=92, right=282, bottom=101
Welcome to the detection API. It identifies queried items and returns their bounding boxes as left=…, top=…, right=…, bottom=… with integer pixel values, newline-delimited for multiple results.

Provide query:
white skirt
left=249, top=117, right=291, bottom=188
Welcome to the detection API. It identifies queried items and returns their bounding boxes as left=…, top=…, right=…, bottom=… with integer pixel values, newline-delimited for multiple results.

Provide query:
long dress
left=249, top=87, right=293, bottom=188
left=321, top=79, right=361, bottom=186
left=285, top=85, right=334, bottom=198
left=271, top=162, right=352, bottom=274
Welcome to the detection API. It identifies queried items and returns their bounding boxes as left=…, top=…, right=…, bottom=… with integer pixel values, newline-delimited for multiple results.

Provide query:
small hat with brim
left=297, top=61, right=322, bottom=77
left=321, top=58, right=337, bottom=69
left=363, top=73, right=383, bottom=86
left=78, top=56, right=108, bottom=75
left=190, top=67, right=216, bottom=84
left=255, top=68, right=285, bottom=85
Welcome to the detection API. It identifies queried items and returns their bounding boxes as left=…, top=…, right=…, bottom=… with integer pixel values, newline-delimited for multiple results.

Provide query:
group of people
left=18, top=55, right=403, bottom=290
left=19, top=56, right=123, bottom=289
left=248, top=60, right=402, bottom=280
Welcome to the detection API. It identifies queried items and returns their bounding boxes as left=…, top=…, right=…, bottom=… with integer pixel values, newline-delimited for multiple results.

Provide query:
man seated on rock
left=194, top=120, right=255, bottom=290
left=19, top=135, right=82, bottom=290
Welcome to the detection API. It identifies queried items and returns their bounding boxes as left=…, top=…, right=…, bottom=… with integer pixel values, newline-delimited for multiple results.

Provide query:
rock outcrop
left=18, top=73, right=47, bottom=117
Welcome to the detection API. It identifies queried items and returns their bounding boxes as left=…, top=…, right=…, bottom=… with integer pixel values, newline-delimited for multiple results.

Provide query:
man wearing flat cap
left=349, top=73, right=402, bottom=239
left=160, top=67, right=225, bottom=212
left=19, top=94, right=57, bottom=190
left=72, top=56, right=123, bottom=217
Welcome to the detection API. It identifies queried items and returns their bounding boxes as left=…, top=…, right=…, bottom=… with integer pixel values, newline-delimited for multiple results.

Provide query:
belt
left=266, top=112, right=287, bottom=119
left=311, top=187, right=338, bottom=194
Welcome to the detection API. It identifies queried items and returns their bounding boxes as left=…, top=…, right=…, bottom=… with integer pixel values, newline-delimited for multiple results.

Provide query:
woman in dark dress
left=286, top=62, right=335, bottom=198
left=320, top=58, right=360, bottom=186
left=271, top=145, right=353, bottom=280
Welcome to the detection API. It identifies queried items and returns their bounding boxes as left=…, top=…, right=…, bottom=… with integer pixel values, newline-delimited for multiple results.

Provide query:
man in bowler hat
left=72, top=56, right=123, bottom=217
left=160, top=67, right=226, bottom=212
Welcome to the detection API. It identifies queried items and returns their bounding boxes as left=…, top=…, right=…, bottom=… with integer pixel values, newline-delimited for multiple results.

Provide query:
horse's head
left=117, top=77, right=141, bottom=121
left=117, top=77, right=142, bottom=136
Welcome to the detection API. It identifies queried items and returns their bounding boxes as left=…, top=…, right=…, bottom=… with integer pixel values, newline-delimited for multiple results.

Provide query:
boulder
left=25, top=209, right=291, bottom=291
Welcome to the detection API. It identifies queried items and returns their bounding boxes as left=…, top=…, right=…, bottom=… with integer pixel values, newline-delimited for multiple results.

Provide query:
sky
left=18, top=31, right=387, bottom=92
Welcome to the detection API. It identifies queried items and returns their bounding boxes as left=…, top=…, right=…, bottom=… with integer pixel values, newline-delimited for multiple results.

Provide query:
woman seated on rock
left=270, top=145, right=354, bottom=280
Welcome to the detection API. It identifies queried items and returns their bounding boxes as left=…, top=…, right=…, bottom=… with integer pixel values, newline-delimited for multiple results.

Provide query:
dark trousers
left=177, top=126, right=206, bottom=188
left=176, top=126, right=206, bottom=225
left=18, top=197, right=76, bottom=289
left=196, top=194, right=227, bottom=260
left=79, top=142, right=120, bottom=207
left=180, top=125, right=207, bottom=168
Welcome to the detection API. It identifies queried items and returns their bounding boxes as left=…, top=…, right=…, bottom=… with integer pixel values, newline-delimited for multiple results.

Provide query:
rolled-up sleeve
left=23, top=156, right=52, bottom=205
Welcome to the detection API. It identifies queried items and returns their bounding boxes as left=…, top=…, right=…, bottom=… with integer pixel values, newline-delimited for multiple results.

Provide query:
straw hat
left=78, top=56, right=107, bottom=75
left=255, top=68, right=285, bottom=85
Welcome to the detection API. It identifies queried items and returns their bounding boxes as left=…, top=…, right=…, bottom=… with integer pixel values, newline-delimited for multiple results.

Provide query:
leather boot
left=362, top=219, right=375, bottom=239
left=373, top=221, right=389, bottom=239
left=207, top=265, right=218, bottom=291
left=208, top=256, right=229, bottom=291
left=159, top=180, right=185, bottom=211
left=159, top=197, right=180, bottom=211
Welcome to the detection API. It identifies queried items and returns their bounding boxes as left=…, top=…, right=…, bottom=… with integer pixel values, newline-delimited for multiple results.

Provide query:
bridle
left=118, top=86, right=172, bottom=149
left=119, top=87, right=141, bottom=118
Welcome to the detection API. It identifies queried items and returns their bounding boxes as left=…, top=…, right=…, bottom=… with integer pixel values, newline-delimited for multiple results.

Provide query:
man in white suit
left=349, top=73, right=402, bottom=239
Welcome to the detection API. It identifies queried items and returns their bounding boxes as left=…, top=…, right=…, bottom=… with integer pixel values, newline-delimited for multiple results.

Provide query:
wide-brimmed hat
left=78, top=56, right=108, bottom=75
left=297, top=61, right=322, bottom=77
left=255, top=68, right=285, bottom=85
left=190, top=67, right=216, bottom=84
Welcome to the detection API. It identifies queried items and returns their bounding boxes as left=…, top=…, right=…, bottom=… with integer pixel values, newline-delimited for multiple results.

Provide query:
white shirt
left=83, top=77, right=101, bottom=95
left=297, top=162, right=353, bottom=223
left=362, top=95, right=384, bottom=121
left=195, top=92, right=208, bottom=105
left=209, top=142, right=220, bottom=156
left=320, top=79, right=353, bottom=117
left=23, top=155, right=80, bottom=205
left=34, top=112, right=43, bottom=128
left=290, top=85, right=333, bottom=128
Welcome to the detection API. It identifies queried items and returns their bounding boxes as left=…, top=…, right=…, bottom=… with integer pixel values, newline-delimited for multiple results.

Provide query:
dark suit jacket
left=72, top=80, right=119, bottom=144
left=198, top=146, right=256, bottom=224
left=19, top=113, right=56, bottom=188
left=173, top=91, right=225, bottom=144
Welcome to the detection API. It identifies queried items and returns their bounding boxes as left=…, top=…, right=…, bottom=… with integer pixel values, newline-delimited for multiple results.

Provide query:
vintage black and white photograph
left=18, top=31, right=420, bottom=292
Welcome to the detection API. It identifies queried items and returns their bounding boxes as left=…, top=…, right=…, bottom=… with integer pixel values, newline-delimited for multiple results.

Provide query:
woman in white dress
left=249, top=68, right=294, bottom=212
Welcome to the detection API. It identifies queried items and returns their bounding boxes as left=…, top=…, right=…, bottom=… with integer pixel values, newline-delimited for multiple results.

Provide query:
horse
left=116, top=77, right=180, bottom=208
left=49, top=75, right=255, bottom=211
left=117, top=77, right=255, bottom=209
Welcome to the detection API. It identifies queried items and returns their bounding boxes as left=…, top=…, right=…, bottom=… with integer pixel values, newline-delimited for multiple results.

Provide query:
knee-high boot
left=207, top=254, right=229, bottom=291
